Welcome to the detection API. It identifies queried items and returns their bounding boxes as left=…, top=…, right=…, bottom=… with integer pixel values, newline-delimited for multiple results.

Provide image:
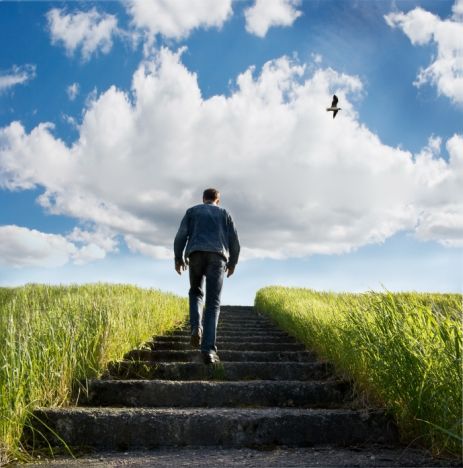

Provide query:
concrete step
left=219, top=310, right=272, bottom=320
left=186, top=319, right=275, bottom=327
left=177, top=327, right=281, bottom=334
left=124, top=349, right=317, bottom=362
left=196, top=320, right=276, bottom=326
left=80, top=379, right=352, bottom=408
left=220, top=305, right=258, bottom=314
left=219, top=315, right=268, bottom=321
left=149, top=341, right=306, bottom=351
left=216, top=324, right=279, bottom=329
left=30, top=407, right=399, bottom=449
left=153, top=335, right=298, bottom=344
left=216, top=322, right=275, bottom=329
left=178, top=325, right=279, bottom=333
left=21, top=445, right=460, bottom=467
left=215, top=328, right=278, bottom=333
left=218, top=318, right=271, bottom=325
left=167, top=330, right=292, bottom=338
left=104, top=361, right=334, bottom=380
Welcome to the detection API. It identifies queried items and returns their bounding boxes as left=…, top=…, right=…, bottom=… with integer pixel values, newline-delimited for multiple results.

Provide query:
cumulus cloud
left=453, top=0, right=463, bottom=18
left=0, top=64, right=36, bottom=92
left=0, top=225, right=118, bottom=268
left=0, top=48, right=462, bottom=264
left=0, top=225, right=76, bottom=268
left=66, top=226, right=119, bottom=264
left=244, top=0, right=302, bottom=37
left=47, top=8, right=118, bottom=60
left=126, top=0, right=232, bottom=43
left=413, top=134, right=463, bottom=247
left=67, top=82, right=79, bottom=100
left=385, top=1, right=463, bottom=104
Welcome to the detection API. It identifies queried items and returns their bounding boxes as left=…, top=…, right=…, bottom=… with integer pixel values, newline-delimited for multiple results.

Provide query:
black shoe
left=202, top=350, right=220, bottom=364
left=190, top=328, right=202, bottom=348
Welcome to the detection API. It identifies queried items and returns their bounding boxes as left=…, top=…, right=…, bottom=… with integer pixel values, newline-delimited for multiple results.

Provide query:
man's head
left=203, top=188, right=220, bottom=205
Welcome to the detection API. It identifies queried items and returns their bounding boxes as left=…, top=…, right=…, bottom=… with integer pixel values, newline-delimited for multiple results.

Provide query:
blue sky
left=0, top=0, right=462, bottom=304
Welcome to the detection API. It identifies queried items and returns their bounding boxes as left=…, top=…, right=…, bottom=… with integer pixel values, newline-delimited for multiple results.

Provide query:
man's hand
left=226, top=264, right=235, bottom=278
left=175, top=258, right=187, bottom=275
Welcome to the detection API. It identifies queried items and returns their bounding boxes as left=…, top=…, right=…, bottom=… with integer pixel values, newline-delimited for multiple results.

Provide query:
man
left=174, top=188, right=240, bottom=364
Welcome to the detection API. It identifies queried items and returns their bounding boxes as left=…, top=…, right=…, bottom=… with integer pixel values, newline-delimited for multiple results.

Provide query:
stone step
left=219, top=310, right=272, bottom=320
left=220, top=307, right=256, bottom=314
left=124, top=349, right=317, bottom=362
left=21, top=445, right=459, bottom=467
left=218, top=318, right=270, bottom=324
left=217, top=322, right=274, bottom=329
left=167, top=330, right=291, bottom=338
left=216, top=326, right=274, bottom=332
left=149, top=341, right=306, bottom=351
left=220, top=311, right=264, bottom=316
left=80, top=379, right=352, bottom=408
left=209, top=327, right=282, bottom=336
left=30, top=407, right=399, bottom=449
left=104, top=361, right=334, bottom=380
left=193, top=320, right=276, bottom=326
left=219, top=315, right=268, bottom=321
left=178, top=325, right=278, bottom=333
left=153, top=336, right=298, bottom=344
left=216, top=324, right=278, bottom=329
left=190, top=319, right=275, bottom=327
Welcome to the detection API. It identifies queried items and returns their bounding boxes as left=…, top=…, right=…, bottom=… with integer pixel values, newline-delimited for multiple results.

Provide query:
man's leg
left=201, top=253, right=226, bottom=354
left=188, top=252, right=206, bottom=342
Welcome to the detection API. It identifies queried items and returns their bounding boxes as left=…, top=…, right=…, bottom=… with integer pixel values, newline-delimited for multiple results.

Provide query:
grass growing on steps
left=0, top=283, right=188, bottom=464
left=255, top=287, right=462, bottom=459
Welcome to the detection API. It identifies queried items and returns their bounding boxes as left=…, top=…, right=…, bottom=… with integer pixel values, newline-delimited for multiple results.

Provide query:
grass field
left=255, top=287, right=462, bottom=459
left=0, top=283, right=188, bottom=464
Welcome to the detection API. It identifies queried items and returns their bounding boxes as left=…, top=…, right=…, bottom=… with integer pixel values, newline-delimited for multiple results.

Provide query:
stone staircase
left=29, top=306, right=399, bottom=452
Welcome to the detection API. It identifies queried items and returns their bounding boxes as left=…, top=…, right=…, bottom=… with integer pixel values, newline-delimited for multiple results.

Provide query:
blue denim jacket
left=174, top=203, right=240, bottom=267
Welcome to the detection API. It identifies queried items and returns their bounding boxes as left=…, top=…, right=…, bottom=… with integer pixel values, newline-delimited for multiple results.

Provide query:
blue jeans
left=188, top=251, right=226, bottom=352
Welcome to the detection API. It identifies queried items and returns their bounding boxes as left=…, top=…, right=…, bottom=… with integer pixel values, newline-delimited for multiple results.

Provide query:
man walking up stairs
left=174, top=188, right=240, bottom=364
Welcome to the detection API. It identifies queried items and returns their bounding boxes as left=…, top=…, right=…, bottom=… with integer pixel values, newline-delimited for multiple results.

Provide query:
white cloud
left=413, top=134, right=463, bottom=247
left=453, top=0, right=463, bottom=18
left=244, top=0, right=302, bottom=38
left=414, top=210, right=463, bottom=247
left=67, top=226, right=118, bottom=252
left=62, top=113, right=78, bottom=128
left=47, top=8, right=118, bottom=60
left=125, top=234, right=172, bottom=260
left=0, top=225, right=75, bottom=267
left=0, top=225, right=118, bottom=268
left=67, top=82, right=79, bottom=100
left=66, top=226, right=119, bottom=264
left=311, top=53, right=323, bottom=64
left=126, top=0, right=232, bottom=43
left=0, top=64, right=36, bottom=92
left=385, top=1, right=463, bottom=104
left=0, top=48, right=462, bottom=265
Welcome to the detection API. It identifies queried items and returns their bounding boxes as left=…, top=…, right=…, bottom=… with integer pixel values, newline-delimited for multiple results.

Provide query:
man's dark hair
left=203, top=188, right=220, bottom=202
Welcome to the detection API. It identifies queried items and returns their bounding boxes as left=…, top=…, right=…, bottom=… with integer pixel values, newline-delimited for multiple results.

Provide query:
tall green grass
left=255, top=287, right=462, bottom=459
left=0, top=283, right=188, bottom=463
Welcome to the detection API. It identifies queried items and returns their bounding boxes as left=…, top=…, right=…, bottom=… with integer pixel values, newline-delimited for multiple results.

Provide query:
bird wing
left=331, top=95, right=338, bottom=107
left=333, top=109, right=339, bottom=119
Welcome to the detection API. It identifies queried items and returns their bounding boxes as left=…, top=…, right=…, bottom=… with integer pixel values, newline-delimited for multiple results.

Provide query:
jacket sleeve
left=174, top=210, right=189, bottom=261
left=227, top=213, right=240, bottom=268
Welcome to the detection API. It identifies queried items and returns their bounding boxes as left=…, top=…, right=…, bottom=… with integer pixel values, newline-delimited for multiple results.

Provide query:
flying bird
left=326, top=95, right=341, bottom=119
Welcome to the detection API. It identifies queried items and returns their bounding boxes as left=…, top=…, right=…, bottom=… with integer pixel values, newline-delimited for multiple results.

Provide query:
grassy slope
left=0, top=283, right=188, bottom=463
left=255, top=286, right=462, bottom=459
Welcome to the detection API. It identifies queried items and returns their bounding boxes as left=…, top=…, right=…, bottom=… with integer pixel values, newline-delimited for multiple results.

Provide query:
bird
left=326, top=95, right=341, bottom=119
